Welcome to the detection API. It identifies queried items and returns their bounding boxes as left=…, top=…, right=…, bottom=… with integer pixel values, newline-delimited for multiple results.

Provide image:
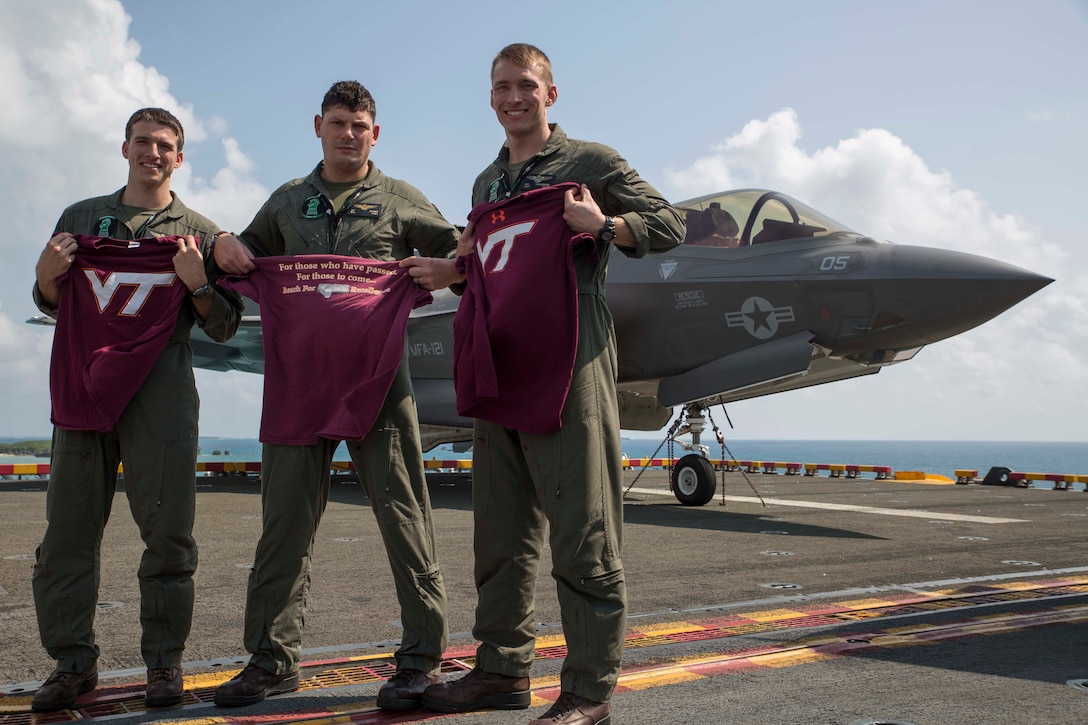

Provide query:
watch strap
left=190, top=283, right=213, bottom=298
left=597, top=216, right=616, bottom=242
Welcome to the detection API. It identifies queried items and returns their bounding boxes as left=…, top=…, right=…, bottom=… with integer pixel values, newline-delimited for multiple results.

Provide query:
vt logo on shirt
left=83, top=270, right=177, bottom=315
left=476, top=220, right=537, bottom=274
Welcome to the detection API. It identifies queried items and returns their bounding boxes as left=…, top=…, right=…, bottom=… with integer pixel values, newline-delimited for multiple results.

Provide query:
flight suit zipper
left=498, top=156, right=544, bottom=199
left=327, top=184, right=371, bottom=255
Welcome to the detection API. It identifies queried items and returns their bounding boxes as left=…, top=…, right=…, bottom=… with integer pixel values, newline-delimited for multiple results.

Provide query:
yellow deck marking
left=744, top=608, right=808, bottom=622
left=633, top=622, right=704, bottom=636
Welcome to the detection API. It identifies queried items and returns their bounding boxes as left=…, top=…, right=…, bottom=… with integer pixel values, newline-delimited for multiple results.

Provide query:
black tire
left=672, top=454, right=716, bottom=506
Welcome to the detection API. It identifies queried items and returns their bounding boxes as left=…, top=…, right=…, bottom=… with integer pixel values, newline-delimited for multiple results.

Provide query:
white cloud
left=1, top=2, right=1079, bottom=443
left=194, top=370, right=264, bottom=437
left=665, top=109, right=1084, bottom=441
left=182, top=137, right=269, bottom=234
left=668, top=109, right=1062, bottom=272
left=1026, top=110, right=1062, bottom=123
left=0, top=0, right=266, bottom=437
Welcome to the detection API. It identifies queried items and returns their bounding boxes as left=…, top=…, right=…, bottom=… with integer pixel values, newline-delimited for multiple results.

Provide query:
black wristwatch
left=208, top=231, right=231, bottom=253
left=190, top=283, right=213, bottom=299
left=597, top=216, right=616, bottom=243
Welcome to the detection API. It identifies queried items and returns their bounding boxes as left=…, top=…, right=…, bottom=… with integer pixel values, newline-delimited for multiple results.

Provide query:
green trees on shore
left=0, top=440, right=51, bottom=456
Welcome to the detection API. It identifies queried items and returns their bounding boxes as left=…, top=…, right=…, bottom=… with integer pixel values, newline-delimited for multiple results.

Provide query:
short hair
left=321, top=80, right=377, bottom=120
left=125, top=108, right=185, bottom=151
left=491, top=43, right=553, bottom=88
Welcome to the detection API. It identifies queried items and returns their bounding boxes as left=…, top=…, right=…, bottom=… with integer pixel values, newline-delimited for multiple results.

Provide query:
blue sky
left=1, top=0, right=1085, bottom=441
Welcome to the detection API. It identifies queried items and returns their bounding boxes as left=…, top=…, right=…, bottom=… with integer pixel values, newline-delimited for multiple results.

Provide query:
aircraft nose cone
left=877, top=245, right=1053, bottom=346
left=891, top=243, right=1053, bottom=298
left=893, top=244, right=1051, bottom=280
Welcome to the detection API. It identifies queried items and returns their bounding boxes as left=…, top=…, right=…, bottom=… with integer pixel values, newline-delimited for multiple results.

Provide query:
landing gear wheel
left=672, top=454, right=716, bottom=506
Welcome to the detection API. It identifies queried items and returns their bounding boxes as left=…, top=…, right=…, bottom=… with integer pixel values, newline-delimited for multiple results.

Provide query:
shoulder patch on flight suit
left=300, top=195, right=330, bottom=219
left=93, top=215, right=119, bottom=237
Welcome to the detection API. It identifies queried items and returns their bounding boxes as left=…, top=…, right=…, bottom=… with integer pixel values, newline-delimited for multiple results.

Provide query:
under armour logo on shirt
left=477, top=221, right=536, bottom=274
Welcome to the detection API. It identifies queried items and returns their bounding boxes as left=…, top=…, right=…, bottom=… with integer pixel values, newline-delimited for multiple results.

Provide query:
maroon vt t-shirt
left=50, top=235, right=187, bottom=432
left=220, top=255, right=432, bottom=445
left=454, top=183, right=595, bottom=434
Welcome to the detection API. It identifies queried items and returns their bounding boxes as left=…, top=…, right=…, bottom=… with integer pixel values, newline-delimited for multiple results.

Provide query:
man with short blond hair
left=418, top=44, right=685, bottom=725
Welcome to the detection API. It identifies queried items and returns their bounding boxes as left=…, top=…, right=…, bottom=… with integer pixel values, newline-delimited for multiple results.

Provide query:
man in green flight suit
left=31, top=107, right=243, bottom=712
left=211, top=81, right=459, bottom=711
left=410, top=44, right=685, bottom=725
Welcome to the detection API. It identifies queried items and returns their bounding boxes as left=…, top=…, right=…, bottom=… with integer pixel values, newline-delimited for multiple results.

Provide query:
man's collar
left=499, top=123, right=564, bottom=163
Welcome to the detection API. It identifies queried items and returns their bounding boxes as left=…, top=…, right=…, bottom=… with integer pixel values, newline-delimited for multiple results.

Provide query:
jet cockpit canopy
left=677, top=189, right=859, bottom=248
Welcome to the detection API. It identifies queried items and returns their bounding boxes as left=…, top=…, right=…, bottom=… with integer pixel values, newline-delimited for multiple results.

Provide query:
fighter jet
left=181, top=189, right=1057, bottom=504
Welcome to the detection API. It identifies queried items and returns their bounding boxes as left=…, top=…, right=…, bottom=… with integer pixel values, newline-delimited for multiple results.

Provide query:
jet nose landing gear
left=665, top=403, right=722, bottom=506
left=627, top=402, right=737, bottom=507
left=672, top=453, right=717, bottom=505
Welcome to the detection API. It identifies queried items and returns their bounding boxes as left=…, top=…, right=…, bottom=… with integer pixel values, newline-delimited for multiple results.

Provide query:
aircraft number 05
left=819, top=255, right=851, bottom=272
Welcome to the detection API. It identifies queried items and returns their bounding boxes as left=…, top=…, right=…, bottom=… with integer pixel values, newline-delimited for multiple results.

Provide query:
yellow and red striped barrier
left=802, top=462, right=893, bottom=479
left=4, top=461, right=1085, bottom=490
left=0, top=462, right=50, bottom=477
left=0, top=459, right=941, bottom=483
left=423, top=459, right=473, bottom=470
left=1007, top=471, right=1088, bottom=491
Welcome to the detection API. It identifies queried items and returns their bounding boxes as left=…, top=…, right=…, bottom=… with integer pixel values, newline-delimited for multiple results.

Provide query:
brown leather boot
left=145, top=666, right=184, bottom=707
left=421, top=666, right=531, bottom=712
left=376, top=668, right=439, bottom=710
left=530, top=691, right=611, bottom=725
left=31, top=665, right=99, bottom=712
left=213, top=664, right=299, bottom=707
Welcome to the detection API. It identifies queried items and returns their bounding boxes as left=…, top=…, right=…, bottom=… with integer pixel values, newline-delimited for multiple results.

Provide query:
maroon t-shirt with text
left=454, top=183, right=594, bottom=434
left=50, top=234, right=187, bottom=431
left=220, top=255, right=432, bottom=445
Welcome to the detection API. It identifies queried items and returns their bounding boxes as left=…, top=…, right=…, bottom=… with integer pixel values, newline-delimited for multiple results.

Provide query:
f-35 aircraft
left=187, top=189, right=1053, bottom=505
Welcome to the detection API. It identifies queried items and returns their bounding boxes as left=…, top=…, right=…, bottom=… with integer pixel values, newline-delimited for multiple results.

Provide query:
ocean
left=3, top=436, right=1085, bottom=478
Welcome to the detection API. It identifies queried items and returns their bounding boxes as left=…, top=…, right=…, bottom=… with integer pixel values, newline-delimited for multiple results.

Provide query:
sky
left=1, top=0, right=1085, bottom=442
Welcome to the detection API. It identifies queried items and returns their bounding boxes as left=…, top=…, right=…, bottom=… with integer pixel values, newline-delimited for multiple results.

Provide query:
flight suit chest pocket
left=345, top=210, right=400, bottom=259
left=283, top=200, right=330, bottom=253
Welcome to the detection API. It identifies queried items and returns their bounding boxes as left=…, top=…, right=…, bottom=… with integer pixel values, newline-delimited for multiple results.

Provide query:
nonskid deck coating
left=3, top=574, right=1086, bottom=724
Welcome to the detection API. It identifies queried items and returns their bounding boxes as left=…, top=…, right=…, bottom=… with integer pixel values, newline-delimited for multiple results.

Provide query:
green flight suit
left=31, top=189, right=243, bottom=673
left=468, top=125, right=685, bottom=701
left=233, top=162, right=456, bottom=675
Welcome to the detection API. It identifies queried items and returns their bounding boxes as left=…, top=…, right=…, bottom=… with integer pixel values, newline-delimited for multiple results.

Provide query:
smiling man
left=30, top=107, right=242, bottom=712
left=419, top=44, right=685, bottom=725
left=210, top=81, right=457, bottom=711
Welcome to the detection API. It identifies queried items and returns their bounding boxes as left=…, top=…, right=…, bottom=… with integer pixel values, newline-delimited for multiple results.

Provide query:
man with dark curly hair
left=211, top=81, right=458, bottom=711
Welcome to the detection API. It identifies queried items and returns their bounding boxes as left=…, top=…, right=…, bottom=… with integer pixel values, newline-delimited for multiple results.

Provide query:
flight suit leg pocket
left=471, top=427, right=491, bottom=517
left=360, top=427, right=424, bottom=526
left=43, top=440, right=109, bottom=526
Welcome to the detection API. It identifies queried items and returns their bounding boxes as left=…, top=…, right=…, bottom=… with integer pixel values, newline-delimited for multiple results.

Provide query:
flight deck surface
left=2, top=469, right=1087, bottom=724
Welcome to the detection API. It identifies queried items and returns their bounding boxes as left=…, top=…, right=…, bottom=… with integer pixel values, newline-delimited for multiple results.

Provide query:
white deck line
left=624, top=487, right=1028, bottom=523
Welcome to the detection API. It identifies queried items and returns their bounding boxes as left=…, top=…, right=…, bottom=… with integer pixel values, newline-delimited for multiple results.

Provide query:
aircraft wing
left=189, top=316, right=264, bottom=373
left=655, top=330, right=818, bottom=407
